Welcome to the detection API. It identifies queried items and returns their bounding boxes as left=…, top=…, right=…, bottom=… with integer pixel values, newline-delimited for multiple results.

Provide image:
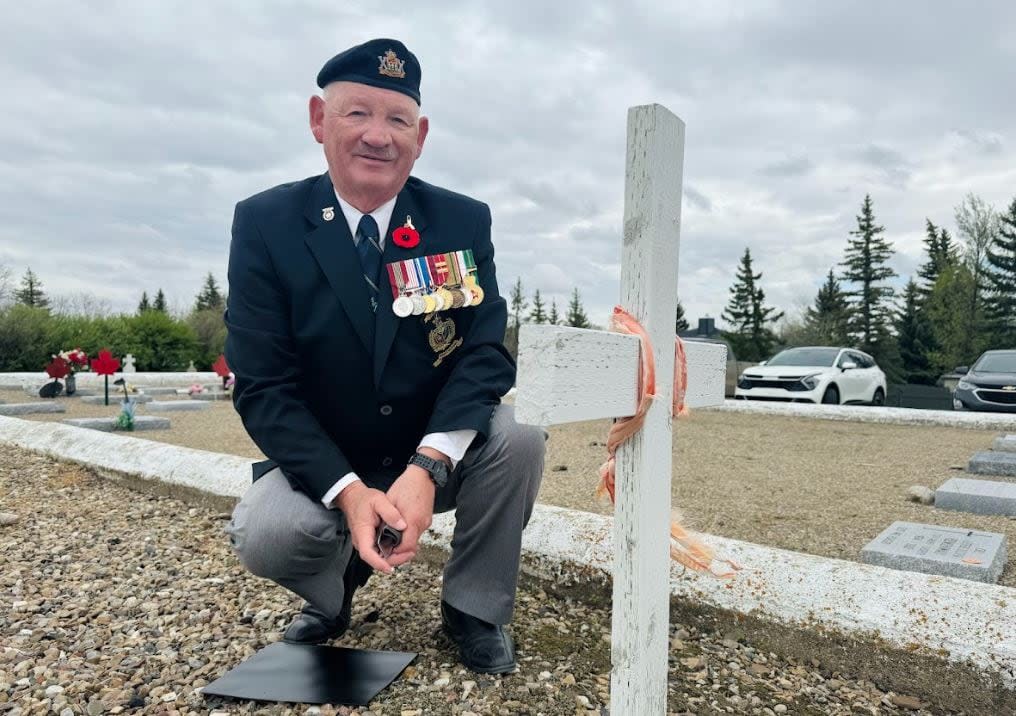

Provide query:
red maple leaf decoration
left=90, top=349, right=121, bottom=376
left=212, top=354, right=231, bottom=378
left=45, top=356, right=70, bottom=380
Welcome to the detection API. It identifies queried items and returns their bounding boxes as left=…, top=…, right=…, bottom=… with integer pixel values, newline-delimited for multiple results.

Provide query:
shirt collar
left=334, top=190, right=398, bottom=247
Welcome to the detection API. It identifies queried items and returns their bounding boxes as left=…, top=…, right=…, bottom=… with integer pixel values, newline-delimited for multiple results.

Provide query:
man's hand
left=384, top=462, right=439, bottom=567
left=335, top=481, right=407, bottom=574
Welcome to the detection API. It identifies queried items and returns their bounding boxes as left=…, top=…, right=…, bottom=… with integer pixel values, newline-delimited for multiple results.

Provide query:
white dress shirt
left=320, top=190, right=477, bottom=508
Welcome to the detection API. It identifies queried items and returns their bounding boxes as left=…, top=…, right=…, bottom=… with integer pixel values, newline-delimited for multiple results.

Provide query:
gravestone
left=969, top=451, right=1016, bottom=478
left=122, top=354, right=137, bottom=373
left=860, top=521, right=1006, bottom=583
left=936, top=477, right=1016, bottom=516
left=516, top=104, right=727, bottom=714
left=187, top=360, right=197, bottom=372
left=82, top=394, right=153, bottom=405
left=62, top=416, right=171, bottom=432
left=191, top=392, right=231, bottom=401
left=135, top=387, right=182, bottom=396
left=146, top=400, right=210, bottom=412
left=0, top=403, right=66, bottom=416
left=994, top=435, right=1016, bottom=453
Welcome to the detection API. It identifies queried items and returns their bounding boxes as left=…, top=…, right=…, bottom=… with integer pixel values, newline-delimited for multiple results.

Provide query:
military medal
left=411, top=295, right=426, bottom=315
left=392, top=296, right=413, bottom=318
left=422, top=294, right=438, bottom=313
left=392, top=215, right=420, bottom=249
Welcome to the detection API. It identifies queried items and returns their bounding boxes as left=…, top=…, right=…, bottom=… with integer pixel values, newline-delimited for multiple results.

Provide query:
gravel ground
left=1, top=444, right=958, bottom=715
left=5, top=388, right=1012, bottom=584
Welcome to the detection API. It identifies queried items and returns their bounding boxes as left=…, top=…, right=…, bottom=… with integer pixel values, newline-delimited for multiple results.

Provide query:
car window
left=853, top=352, right=873, bottom=368
left=973, top=352, right=1016, bottom=373
left=767, top=347, right=840, bottom=367
left=835, top=351, right=851, bottom=368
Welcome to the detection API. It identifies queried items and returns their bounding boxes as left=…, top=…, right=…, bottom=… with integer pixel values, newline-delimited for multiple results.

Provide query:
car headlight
left=957, top=379, right=973, bottom=390
left=800, top=374, right=821, bottom=390
left=737, top=374, right=751, bottom=389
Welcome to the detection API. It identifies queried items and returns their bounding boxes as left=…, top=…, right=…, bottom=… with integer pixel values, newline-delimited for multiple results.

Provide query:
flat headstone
left=994, top=435, right=1016, bottom=453
left=968, top=450, right=1016, bottom=478
left=860, top=521, right=1006, bottom=584
left=146, top=400, right=210, bottom=412
left=134, top=387, right=182, bottom=396
left=936, top=477, right=1016, bottom=516
left=0, top=402, right=66, bottom=416
left=61, top=416, right=171, bottom=432
left=191, top=391, right=231, bottom=401
left=81, top=394, right=153, bottom=405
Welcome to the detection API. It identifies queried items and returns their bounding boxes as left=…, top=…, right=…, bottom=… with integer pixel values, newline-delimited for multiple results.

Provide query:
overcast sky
left=2, top=1, right=1014, bottom=327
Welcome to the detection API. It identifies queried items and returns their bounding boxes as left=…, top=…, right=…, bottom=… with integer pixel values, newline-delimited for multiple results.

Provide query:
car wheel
left=821, top=385, right=840, bottom=404
left=871, top=388, right=885, bottom=406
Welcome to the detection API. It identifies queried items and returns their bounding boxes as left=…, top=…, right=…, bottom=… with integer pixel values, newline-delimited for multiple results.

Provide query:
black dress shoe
left=282, top=553, right=373, bottom=644
left=441, top=600, right=517, bottom=674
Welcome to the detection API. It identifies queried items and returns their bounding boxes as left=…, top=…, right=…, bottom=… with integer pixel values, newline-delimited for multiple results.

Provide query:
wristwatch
left=408, top=452, right=450, bottom=488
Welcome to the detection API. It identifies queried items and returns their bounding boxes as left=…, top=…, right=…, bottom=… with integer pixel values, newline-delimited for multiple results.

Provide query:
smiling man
left=223, top=39, right=546, bottom=674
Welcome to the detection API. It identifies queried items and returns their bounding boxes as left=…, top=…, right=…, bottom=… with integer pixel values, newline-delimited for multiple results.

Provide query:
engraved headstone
left=969, top=450, right=1016, bottom=478
left=191, top=391, right=231, bottom=401
left=123, top=354, right=137, bottom=373
left=135, top=387, right=182, bottom=396
left=61, top=416, right=171, bottom=432
left=860, top=521, right=1006, bottom=583
left=146, top=400, right=210, bottom=412
left=994, top=435, right=1016, bottom=453
left=0, top=402, right=66, bottom=416
left=936, top=477, right=1016, bottom=516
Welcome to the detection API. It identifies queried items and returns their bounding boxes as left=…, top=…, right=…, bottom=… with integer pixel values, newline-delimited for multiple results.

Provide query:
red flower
left=392, top=217, right=420, bottom=249
left=90, top=349, right=121, bottom=376
left=212, top=354, right=231, bottom=378
left=67, top=349, right=88, bottom=366
left=45, top=356, right=70, bottom=380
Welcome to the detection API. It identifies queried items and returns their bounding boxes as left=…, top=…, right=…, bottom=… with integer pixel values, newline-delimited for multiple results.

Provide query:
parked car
left=734, top=346, right=887, bottom=405
left=952, top=350, right=1016, bottom=413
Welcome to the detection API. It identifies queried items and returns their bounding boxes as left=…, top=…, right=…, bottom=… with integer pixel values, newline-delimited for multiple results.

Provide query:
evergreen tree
left=721, top=248, right=783, bottom=361
left=803, top=269, right=850, bottom=346
left=529, top=289, right=547, bottom=324
left=194, top=273, right=225, bottom=312
left=895, top=279, right=937, bottom=385
left=15, top=267, right=48, bottom=309
left=137, top=291, right=151, bottom=313
left=565, top=288, right=590, bottom=328
left=916, top=219, right=956, bottom=298
left=548, top=299, right=560, bottom=326
left=153, top=289, right=167, bottom=313
left=509, top=278, right=527, bottom=329
left=675, top=298, right=689, bottom=333
left=925, top=263, right=983, bottom=372
left=984, top=196, right=1016, bottom=346
left=839, top=194, right=897, bottom=361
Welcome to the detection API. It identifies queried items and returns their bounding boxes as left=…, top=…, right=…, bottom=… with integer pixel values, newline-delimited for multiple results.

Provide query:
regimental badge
left=322, top=206, right=335, bottom=222
left=378, top=50, right=406, bottom=79
left=425, top=314, right=463, bottom=367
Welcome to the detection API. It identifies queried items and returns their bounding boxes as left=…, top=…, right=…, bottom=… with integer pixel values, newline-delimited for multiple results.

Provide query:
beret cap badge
left=378, top=50, right=406, bottom=79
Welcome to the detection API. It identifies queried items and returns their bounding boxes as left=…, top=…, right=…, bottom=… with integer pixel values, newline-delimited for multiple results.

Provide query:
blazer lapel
left=303, top=173, right=375, bottom=355
left=373, top=185, right=428, bottom=386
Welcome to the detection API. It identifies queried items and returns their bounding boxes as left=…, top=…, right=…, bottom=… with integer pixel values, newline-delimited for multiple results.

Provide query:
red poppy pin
left=392, top=215, right=420, bottom=249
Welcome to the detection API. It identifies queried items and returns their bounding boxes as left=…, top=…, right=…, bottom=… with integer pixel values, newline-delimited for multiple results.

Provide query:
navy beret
left=316, top=38, right=421, bottom=105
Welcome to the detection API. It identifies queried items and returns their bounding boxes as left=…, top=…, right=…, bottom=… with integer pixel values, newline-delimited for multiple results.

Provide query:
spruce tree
left=138, top=291, right=151, bottom=313
left=548, top=299, right=560, bottom=326
left=15, top=268, right=48, bottom=309
left=984, top=196, right=1016, bottom=346
left=916, top=219, right=956, bottom=298
left=896, top=279, right=937, bottom=385
left=529, top=290, right=547, bottom=324
left=675, top=298, right=689, bottom=333
left=153, top=289, right=167, bottom=313
left=839, top=194, right=897, bottom=359
left=509, top=278, right=527, bottom=330
left=721, top=248, right=783, bottom=361
left=194, top=273, right=225, bottom=312
left=565, top=288, right=590, bottom=328
left=803, top=269, right=850, bottom=346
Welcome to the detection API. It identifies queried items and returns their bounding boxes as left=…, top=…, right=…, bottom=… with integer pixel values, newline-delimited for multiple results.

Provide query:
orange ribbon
left=596, top=306, right=740, bottom=579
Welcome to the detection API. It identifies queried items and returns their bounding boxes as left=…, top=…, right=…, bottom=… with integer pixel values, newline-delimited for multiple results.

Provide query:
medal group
left=386, top=249, right=485, bottom=318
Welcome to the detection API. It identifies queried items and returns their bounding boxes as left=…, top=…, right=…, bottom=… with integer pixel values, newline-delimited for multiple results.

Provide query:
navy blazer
left=224, top=172, right=515, bottom=502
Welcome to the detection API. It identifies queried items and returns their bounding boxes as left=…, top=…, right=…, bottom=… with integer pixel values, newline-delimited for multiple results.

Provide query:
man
left=223, top=38, right=545, bottom=675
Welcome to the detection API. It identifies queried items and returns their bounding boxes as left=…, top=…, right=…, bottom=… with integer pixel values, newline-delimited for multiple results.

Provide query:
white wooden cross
left=515, top=104, right=727, bottom=715
left=122, top=353, right=136, bottom=373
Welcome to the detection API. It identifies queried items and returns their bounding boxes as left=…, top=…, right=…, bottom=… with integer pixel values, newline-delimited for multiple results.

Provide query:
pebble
left=0, top=511, right=18, bottom=525
left=906, top=485, right=935, bottom=505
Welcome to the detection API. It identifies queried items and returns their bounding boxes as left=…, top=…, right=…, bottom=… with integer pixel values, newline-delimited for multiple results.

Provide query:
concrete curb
left=714, top=399, right=1016, bottom=430
left=1, top=415, right=1014, bottom=707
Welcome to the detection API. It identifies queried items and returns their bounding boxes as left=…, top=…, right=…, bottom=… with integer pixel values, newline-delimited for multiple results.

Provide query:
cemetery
left=4, top=108, right=1016, bottom=714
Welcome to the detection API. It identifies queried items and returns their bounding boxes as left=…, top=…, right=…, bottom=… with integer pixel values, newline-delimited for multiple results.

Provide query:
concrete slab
left=0, top=402, right=66, bottom=416
left=860, top=521, right=1006, bottom=583
left=145, top=400, right=210, bottom=412
left=969, top=450, right=1016, bottom=477
left=61, top=416, right=171, bottom=432
left=81, top=394, right=153, bottom=405
left=0, top=371, right=219, bottom=388
left=190, top=392, right=231, bottom=401
left=135, top=387, right=184, bottom=396
left=995, top=435, right=1016, bottom=453
left=937, top=477, right=1016, bottom=516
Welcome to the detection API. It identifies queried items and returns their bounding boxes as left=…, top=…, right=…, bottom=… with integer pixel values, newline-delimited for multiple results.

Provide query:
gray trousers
left=226, top=404, right=546, bottom=625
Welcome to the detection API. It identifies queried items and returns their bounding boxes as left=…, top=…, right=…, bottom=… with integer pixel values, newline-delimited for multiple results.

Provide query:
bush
left=0, top=305, right=55, bottom=370
left=187, top=309, right=227, bottom=370
left=125, top=311, right=199, bottom=371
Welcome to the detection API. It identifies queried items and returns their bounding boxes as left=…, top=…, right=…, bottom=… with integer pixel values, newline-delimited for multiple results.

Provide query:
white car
left=735, top=346, right=888, bottom=405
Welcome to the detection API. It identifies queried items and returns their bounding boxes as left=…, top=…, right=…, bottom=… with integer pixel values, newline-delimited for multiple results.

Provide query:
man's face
left=309, top=82, right=429, bottom=212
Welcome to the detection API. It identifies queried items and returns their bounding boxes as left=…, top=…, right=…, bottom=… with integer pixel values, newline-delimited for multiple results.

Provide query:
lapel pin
left=392, top=215, right=420, bottom=249
left=322, top=206, right=335, bottom=222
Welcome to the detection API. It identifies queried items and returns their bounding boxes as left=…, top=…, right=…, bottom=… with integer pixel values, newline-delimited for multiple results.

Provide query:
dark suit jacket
left=224, top=172, right=515, bottom=502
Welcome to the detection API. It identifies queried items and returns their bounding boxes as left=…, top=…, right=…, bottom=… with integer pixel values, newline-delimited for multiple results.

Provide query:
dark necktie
left=356, top=214, right=382, bottom=312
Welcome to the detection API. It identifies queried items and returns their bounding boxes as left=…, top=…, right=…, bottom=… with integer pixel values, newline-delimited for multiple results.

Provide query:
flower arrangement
left=57, top=349, right=88, bottom=374
left=112, top=378, right=135, bottom=431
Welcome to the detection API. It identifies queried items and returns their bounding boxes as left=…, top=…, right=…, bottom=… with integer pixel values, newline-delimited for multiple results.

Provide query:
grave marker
left=860, top=521, right=1006, bottom=583
left=0, top=403, right=66, bottom=416
left=994, top=435, right=1016, bottom=453
left=969, top=450, right=1016, bottom=478
left=62, top=416, right=171, bottom=432
left=936, top=477, right=1016, bottom=516
left=82, top=394, right=153, bottom=405
left=515, top=104, right=726, bottom=715
left=191, top=392, right=231, bottom=402
left=146, top=400, right=210, bottom=412
left=122, top=354, right=137, bottom=373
